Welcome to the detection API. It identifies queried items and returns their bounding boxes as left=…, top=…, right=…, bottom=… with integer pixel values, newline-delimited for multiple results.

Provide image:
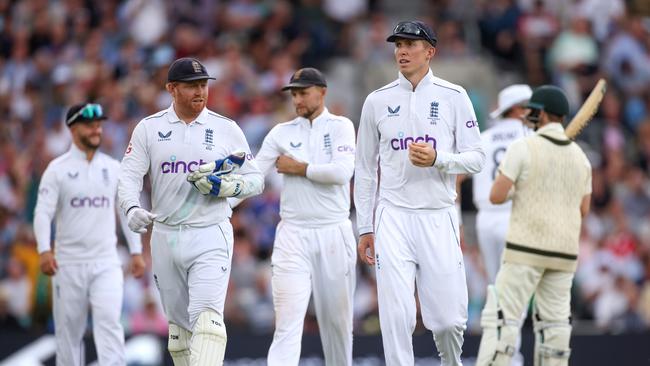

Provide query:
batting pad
left=190, top=311, right=227, bottom=366
left=168, top=323, right=191, bottom=366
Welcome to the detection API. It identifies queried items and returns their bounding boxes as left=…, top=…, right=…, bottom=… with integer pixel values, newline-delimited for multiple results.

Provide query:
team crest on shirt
left=203, top=129, right=214, bottom=150
left=429, top=101, right=440, bottom=125
left=323, top=133, right=332, bottom=155
left=158, top=130, right=172, bottom=141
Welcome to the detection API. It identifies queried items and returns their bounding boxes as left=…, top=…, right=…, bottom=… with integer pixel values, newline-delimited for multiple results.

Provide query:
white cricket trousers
left=267, top=220, right=356, bottom=366
left=151, top=221, right=233, bottom=332
left=52, top=261, right=125, bottom=366
left=476, top=209, right=510, bottom=283
left=374, top=204, right=468, bottom=366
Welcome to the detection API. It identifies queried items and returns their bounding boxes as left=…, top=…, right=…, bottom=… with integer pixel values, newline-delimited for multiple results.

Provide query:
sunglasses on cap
left=66, top=103, right=105, bottom=125
left=392, top=21, right=437, bottom=46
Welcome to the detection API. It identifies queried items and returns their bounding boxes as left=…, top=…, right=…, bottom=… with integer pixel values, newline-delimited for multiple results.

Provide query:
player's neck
left=174, top=103, right=201, bottom=124
left=306, top=106, right=325, bottom=123
left=403, top=66, right=429, bottom=91
left=73, top=141, right=97, bottom=161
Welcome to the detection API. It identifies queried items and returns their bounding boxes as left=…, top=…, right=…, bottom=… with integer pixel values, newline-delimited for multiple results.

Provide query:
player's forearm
left=34, top=211, right=53, bottom=254
left=117, top=175, right=144, bottom=215
left=434, top=149, right=485, bottom=174
left=117, top=209, right=143, bottom=254
left=306, top=161, right=353, bottom=185
left=353, top=175, right=378, bottom=235
left=235, top=172, right=264, bottom=199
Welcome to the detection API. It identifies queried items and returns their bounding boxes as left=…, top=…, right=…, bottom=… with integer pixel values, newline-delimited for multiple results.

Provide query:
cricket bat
left=564, top=78, right=607, bottom=139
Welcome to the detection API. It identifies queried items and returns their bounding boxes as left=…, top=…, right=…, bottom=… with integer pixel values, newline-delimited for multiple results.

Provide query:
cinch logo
left=161, top=155, right=209, bottom=174
left=390, top=132, right=437, bottom=150
left=337, top=145, right=354, bottom=152
left=465, top=120, right=478, bottom=128
left=70, top=196, right=110, bottom=208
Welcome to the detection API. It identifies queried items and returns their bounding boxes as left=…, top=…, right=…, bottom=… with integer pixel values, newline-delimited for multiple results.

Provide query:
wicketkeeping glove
left=187, top=151, right=246, bottom=183
left=193, top=173, right=245, bottom=197
left=126, top=207, right=157, bottom=234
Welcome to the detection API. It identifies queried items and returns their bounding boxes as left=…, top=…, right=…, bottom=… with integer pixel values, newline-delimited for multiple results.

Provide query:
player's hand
left=276, top=155, right=307, bottom=176
left=193, top=173, right=244, bottom=197
left=129, top=254, right=146, bottom=278
left=127, top=207, right=157, bottom=234
left=39, top=251, right=58, bottom=276
left=187, top=151, right=246, bottom=182
left=408, top=142, right=437, bottom=167
left=358, top=234, right=375, bottom=265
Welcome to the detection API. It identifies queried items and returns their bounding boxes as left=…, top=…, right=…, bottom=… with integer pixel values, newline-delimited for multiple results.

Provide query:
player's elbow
left=332, top=167, right=354, bottom=185
left=464, top=149, right=486, bottom=174
left=489, top=191, right=506, bottom=204
left=580, top=194, right=591, bottom=218
left=489, top=185, right=509, bottom=204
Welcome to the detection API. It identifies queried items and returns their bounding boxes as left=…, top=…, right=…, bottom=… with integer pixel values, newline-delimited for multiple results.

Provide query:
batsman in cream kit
left=119, top=58, right=263, bottom=365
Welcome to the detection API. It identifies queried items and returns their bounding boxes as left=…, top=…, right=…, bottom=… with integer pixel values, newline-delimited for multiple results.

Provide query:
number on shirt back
left=492, top=147, right=507, bottom=180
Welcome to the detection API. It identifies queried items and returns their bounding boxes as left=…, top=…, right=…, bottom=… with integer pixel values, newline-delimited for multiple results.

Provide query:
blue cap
left=167, top=58, right=216, bottom=82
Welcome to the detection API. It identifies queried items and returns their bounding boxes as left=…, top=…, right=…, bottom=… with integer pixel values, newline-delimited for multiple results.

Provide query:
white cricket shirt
left=472, top=118, right=531, bottom=211
left=34, top=143, right=142, bottom=264
left=253, top=108, right=355, bottom=226
left=355, top=70, right=485, bottom=235
left=118, top=105, right=263, bottom=227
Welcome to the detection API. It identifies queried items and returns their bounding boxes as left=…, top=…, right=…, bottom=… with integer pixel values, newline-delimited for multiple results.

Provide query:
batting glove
left=187, top=152, right=246, bottom=183
left=193, top=173, right=245, bottom=197
left=126, top=207, right=157, bottom=234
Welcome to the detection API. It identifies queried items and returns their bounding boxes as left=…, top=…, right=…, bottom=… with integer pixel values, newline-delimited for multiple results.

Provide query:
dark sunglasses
left=393, top=21, right=437, bottom=46
left=66, top=103, right=104, bottom=124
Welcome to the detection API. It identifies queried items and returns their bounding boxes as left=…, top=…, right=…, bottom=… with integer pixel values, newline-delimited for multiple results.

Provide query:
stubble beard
left=80, top=135, right=101, bottom=150
left=298, top=106, right=318, bottom=120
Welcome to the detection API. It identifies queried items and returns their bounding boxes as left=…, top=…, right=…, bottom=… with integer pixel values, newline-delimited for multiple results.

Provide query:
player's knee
left=168, top=323, right=191, bottom=354
left=433, top=324, right=465, bottom=365
left=193, top=311, right=227, bottom=344
left=534, top=316, right=571, bottom=365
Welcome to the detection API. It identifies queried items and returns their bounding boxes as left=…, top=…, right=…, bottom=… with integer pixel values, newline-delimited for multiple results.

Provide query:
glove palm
left=193, top=174, right=245, bottom=197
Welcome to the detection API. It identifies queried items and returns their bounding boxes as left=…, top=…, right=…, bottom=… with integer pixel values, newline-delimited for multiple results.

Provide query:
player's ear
left=165, top=82, right=175, bottom=95
left=428, top=44, right=436, bottom=59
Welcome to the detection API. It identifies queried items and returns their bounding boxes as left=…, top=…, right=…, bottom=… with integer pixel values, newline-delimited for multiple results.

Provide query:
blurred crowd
left=1, top=0, right=649, bottom=342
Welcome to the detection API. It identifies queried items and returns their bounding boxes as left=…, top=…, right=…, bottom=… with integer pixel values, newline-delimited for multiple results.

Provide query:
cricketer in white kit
left=473, top=84, right=533, bottom=284
left=34, top=103, right=144, bottom=366
left=355, top=21, right=485, bottom=366
left=118, top=58, right=263, bottom=366
left=233, top=67, right=356, bottom=366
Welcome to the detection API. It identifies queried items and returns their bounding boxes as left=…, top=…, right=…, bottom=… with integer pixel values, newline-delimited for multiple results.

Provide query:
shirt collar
left=68, top=142, right=96, bottom=162
left=536, top=122, right=567, bottom=139
left=167, top=104, right=209, bottom=125
left=398, top=68, right=434, bottom=91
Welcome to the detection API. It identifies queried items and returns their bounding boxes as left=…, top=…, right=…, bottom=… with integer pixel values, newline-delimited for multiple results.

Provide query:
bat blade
left=565, top=79, right=607, bottom=140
